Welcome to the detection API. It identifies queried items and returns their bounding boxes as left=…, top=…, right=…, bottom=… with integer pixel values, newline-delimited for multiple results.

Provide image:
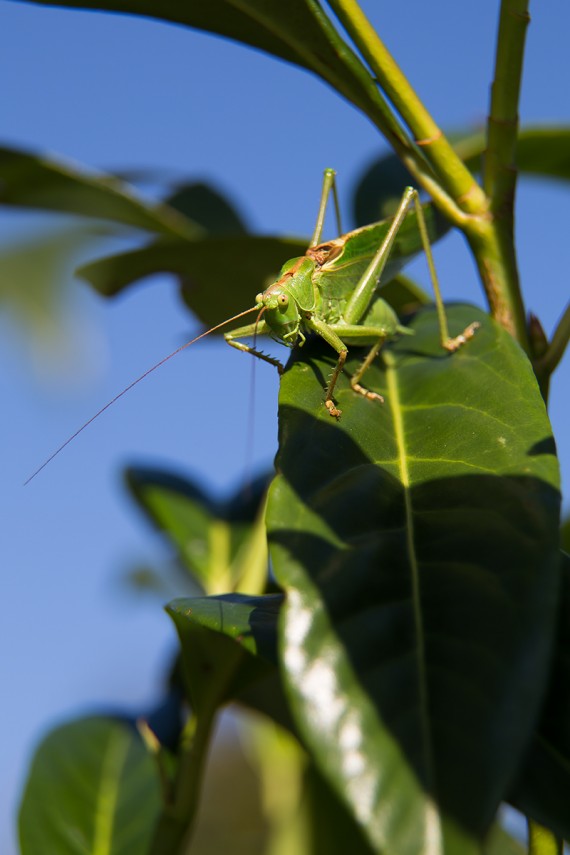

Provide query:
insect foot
left=443, top=321, right=481, bottom=353
left=325, top=399, right=342, bottom=419
left=351, top=382, right=385, bottom=404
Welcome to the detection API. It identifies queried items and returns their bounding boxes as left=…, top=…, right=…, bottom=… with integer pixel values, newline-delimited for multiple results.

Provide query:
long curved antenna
left=25, top=305, right=259, bottom=485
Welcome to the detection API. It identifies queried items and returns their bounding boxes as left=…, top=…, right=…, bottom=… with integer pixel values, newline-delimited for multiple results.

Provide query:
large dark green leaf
left=126, top=466, right=270, bottom=593
left=0, top=146, right=198, bottom=237
left=19, top=717, right=160, bottom=855
left=510, top=551, right=570, bottom=840
left=268, top=304, right=560, bottom=854
left=14, top=0, right=395, bottom=136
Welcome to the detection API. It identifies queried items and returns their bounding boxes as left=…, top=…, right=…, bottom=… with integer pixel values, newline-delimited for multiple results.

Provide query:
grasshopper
left=225, top=168, right=478, bottom=417
left=25, top=169, right=477, bottom=483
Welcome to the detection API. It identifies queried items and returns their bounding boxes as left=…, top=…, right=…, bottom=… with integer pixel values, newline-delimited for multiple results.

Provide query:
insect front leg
left=225, top=321, right=284, bottom=373
left=304, top=315, right=348, bottom=418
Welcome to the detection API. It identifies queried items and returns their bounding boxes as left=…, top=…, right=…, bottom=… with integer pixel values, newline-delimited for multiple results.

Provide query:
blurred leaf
left=14, top=0, right=393, bottom=132
left=19, top=717, right=160, bottom=855
left=79, top=202, right=445, bottom=329
left=125, top=466, right=270, bottom=593
left=354, top=126, right=570, bottom=226
left=380, top=274, right=431, bottom=317
left=510, top=551, right=570, bottom=840
left=78, top=235, right=308, bottom=327
left=268, top=305, right=560, bottom=853
left=560, top=518, right=570, bottom=553
left=164, top=181, right=248, bottom=235
left=484, top=824, right=526, bottom=855
left=0, top=228, right=102, bottom=367
left=461, top=127, right=570, bottom=182
left=166, top=593, right=281, bottom=716
left=0, top=145, right=198, bottom=237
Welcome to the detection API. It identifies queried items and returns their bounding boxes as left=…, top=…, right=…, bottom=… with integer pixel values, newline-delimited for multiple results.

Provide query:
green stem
left=149, top=711, right=216, bottom=855
left=301, top=1, right=464, bottom=224
left=535, top=300, right=570, bottom=378
left=484, top=0, right=530, bottom=206
left=325, top=0, right=488, bottom=216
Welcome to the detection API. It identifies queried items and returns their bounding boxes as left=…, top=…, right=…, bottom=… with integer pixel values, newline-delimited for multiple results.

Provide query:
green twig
left=484, top=0, right=530, bottom=206
left=301, top=0, right=466, bottom=224
left=535, top=300, right=570, bottom=379
left=149, top=711, right=216, bottom=855
left=325, top=0, right=487, bottom=216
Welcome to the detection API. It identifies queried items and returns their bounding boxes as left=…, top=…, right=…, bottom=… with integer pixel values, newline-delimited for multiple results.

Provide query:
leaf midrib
left=92, top=728, right=129, bottom=855
left=384, top=350, right=435, bottom=792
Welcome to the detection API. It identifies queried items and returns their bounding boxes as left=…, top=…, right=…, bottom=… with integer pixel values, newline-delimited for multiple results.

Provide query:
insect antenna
left=25, top=305, right=259, bottom=485
left=243, top=306, right=267, bottom=490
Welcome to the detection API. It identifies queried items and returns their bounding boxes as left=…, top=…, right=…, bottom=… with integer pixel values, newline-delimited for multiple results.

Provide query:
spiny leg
left=225, top=321, right=284, bottom=373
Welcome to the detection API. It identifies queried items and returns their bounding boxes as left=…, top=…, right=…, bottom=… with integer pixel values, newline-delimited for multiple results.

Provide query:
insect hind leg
left=349, top=338, right=386, bottom=403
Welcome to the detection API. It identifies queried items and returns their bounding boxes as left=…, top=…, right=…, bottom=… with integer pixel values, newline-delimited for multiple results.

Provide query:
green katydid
left=25, top=169, right=478, bottom=483
left=226, top=168, right=478, bottom=418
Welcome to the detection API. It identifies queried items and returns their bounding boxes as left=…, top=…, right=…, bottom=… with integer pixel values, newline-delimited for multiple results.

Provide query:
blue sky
left=2, top=2, right=569, bottom=852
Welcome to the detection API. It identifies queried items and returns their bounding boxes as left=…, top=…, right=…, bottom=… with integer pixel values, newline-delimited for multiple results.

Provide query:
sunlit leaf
left=19, top=717, right=160, bottom=855
left=268, top=304, right=560, bottom=853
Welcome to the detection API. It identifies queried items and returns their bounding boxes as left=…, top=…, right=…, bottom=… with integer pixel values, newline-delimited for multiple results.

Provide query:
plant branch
left=149, top=710, right=216, bottom=855
left=535, top=300, right=570, bottom=379
left=484, top=0, right=530, bottom=207
left=301, top=0, right=466, bottom=224
left=325, top=0, right=488, bottom=216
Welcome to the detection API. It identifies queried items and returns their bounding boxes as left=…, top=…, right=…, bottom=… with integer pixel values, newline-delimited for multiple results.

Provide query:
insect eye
left=278, top=294, right=289, bottom=306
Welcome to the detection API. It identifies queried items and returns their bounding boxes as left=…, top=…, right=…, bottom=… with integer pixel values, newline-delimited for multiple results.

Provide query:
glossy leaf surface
left=19, top=717, right=160, bottom=855
left=0, top=146, right=197, bottom=237
left=268, top=305, right=560, bottom=854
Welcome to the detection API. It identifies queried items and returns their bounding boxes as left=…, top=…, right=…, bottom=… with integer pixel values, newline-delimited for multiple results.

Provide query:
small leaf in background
left=125, top=467, right=270, bottom=594
left=164, top=181, right=248, bottom=235
left=166, top=593, right=281, bottom=716
left=19, top=717, right=160, bottom=855
left=0, top=228, right=105, bottom=377
left=354, top=126, right=570, bottom=226
left=269, top=305, right=560, bottom=854
left=0, top=145, right=199, bottom=237
left=78, top=235, right=309, bottom=327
